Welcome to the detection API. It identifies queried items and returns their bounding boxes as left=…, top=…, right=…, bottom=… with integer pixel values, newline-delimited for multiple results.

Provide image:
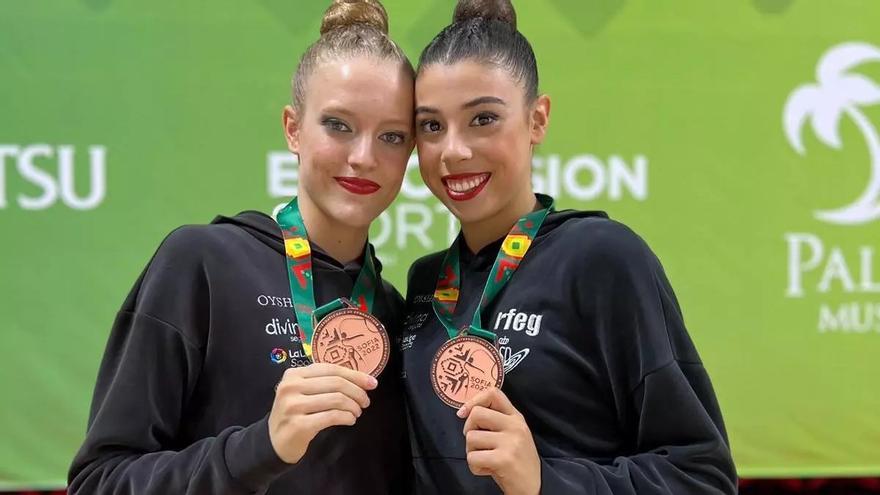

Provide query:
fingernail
left=368, top=376, right=378, bottom=388
left=456, top=407, right=466, bottom=418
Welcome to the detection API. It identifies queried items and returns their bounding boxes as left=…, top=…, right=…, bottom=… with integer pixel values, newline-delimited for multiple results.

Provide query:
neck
left=297, top=195, right=369, bottom=264
left=461, top=191, right=537, bottom=254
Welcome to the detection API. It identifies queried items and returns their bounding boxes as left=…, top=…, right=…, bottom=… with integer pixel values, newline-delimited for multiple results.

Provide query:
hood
left=211, top=210, right=383, bottom=275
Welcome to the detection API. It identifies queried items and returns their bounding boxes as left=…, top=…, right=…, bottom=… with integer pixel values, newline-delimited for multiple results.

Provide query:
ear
left=282, top=105, right=301, bottom=155
left=529, top=94, right=551, bottom=146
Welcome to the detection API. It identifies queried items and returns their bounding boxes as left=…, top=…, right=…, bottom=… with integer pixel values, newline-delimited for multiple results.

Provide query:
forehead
left=306, top=57, right=413, bottom=112
left=415, top=60, right=524, bottom=107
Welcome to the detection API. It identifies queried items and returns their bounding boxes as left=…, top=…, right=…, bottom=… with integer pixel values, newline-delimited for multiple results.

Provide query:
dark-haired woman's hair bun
left=321, top=0, right=390, bottom=36
left=453, top=0, right=517, bottom=29
left=419, top=0, right=536, bottom=102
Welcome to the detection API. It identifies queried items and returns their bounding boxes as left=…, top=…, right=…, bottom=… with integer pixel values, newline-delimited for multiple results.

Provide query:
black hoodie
left=401, top=207, right=737, bottom=494
left=69, top=211, right=410, bottom=494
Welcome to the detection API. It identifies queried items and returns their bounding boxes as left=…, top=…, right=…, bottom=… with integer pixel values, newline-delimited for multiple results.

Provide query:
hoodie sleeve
left=68, top=227, right=290, bottom=494
left=537, top=220, right=737, bottom=495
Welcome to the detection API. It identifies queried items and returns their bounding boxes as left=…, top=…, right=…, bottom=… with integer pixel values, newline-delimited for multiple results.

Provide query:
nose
left=439, top=127, right=473, bottom=166
left=348, top=134, right=378, bottom=171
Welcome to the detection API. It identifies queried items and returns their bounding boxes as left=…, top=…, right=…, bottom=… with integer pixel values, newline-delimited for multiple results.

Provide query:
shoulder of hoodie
left=160, top=223, right=251, bottom=254
left=540, top=213, right=661, bottom=273
left=126, top=223, right=240, bottom=319
left=403, top=215, right=663, bottom=292
left=147, top=215, right=271, bottom=271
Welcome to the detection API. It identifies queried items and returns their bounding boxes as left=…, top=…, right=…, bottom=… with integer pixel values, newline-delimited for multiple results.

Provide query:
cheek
left=487, top=129, right=531, bottom=176
left=376, top=148, right=410, bottom=183
left=303, top=140, right=347, bottom=176
left=416, top=142, right=442, bottom=180
left=497, top=149, right=526, bottom=175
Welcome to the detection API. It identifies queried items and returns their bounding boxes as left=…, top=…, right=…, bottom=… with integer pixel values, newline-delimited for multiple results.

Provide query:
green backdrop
left=1, top=0, right=879, bottom=488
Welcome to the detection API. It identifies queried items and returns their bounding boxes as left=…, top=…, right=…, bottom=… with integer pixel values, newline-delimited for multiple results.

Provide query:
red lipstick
left=441, top=173, right=491, bottom=201
left=335, top=177, right=381, bottom=195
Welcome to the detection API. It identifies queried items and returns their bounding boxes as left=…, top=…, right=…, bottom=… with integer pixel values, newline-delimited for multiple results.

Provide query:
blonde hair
left=292, top=0, right=414, bottom=111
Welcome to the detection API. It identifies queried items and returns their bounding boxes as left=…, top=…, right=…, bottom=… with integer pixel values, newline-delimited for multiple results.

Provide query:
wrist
left=226, top=417, right=291, bottom=490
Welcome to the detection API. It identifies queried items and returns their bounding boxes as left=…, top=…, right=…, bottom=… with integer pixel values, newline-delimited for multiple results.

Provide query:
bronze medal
left=311, top=307, right=390, bottom=378
left=430, top=336, right=504, bottom=408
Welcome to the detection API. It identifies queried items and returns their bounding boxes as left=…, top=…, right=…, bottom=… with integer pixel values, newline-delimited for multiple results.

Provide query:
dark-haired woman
left=68, top=1, right=415, bottom=493
left=401, top=1, right=738, bottom=493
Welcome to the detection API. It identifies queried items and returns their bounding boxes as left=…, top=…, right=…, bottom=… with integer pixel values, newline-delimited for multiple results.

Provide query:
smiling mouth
left=441, top=173, right=491, bottom=201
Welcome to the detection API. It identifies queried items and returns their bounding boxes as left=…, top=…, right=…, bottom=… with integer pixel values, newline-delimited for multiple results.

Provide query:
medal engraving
left=312, top=308, right=390, bottom=377
left=431, top=336, right=504, bottom=408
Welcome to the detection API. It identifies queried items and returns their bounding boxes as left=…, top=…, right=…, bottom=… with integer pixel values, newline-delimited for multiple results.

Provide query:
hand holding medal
left=268, top=363, right=377, bottom=463
left=429, top=195, right=552, bottom=493
left=429, top=194, right=553, bottom=407
left=268, top=197, right=391, bottom=464
left=457, top=387, right=541, bottom=495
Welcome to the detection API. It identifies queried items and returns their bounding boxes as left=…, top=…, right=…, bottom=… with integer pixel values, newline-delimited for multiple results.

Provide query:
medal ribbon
left=432, top=194, right=554, bottom=342
left=276, top=197, right=378, bottom=358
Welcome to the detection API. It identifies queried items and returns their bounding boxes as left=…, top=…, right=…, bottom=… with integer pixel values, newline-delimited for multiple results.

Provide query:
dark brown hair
left=419, top=0, right=538, bottom=102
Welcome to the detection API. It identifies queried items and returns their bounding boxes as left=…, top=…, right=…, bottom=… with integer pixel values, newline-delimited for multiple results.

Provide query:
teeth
left=447, top=174, right=488, bottom=193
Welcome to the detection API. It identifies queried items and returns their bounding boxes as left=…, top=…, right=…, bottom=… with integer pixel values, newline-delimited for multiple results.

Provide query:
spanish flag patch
left=434, top=287, right=460, bottom=302
left=501, top=234, right=531, bottom=258
left=284, top=237, right=311, bottom=259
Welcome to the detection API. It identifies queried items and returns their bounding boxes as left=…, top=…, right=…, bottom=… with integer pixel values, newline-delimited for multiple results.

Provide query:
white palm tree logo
left=784, top=42, right=880, bottom=225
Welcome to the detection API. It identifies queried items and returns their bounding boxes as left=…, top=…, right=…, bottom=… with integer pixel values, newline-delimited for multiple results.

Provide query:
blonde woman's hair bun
left=321, top=0, right=390, bottom=36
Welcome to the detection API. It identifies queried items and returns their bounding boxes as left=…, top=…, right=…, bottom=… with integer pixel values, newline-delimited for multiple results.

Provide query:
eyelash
left=471, top=112, right=498, bottom=126
left=419, top=120, right=442, bottom=133
left=418, top=112, right=500, bottom=134
left=322, top=118, right=351, bottom=133
left=380, top=133, right=406, bottom=145
left=324, top=118, right=407, bottom=145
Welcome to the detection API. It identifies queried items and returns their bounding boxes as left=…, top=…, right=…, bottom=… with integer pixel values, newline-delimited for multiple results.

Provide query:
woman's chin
left=442, top=197, right=498, bottom=226
left=329, top=204, right=382, bottom=230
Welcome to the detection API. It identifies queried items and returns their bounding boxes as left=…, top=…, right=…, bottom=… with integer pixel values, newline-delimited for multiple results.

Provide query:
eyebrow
left=381, top=118, right=414, bottom=129
left=414, top=105, right=439, bottom=115
left=320, top=106, right=356, bottom=118
left=463, top=96, right=506, bottom=108
left=415, top=96, right=507, bottom=116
